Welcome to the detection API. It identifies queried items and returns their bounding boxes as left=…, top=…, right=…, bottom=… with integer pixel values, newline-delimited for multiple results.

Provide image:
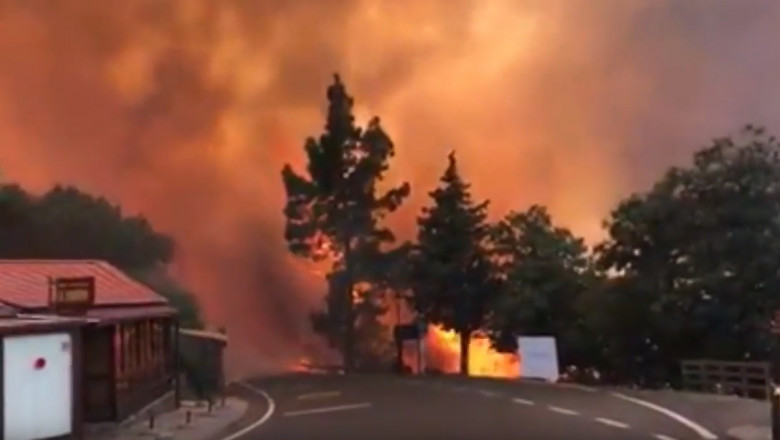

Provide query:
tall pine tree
left=281, top=74, right=410, bottom=372
left=412, top=152, right=495, bottom=375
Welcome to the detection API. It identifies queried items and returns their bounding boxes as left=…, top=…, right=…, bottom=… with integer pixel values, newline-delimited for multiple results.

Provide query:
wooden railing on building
left=681, top=359, right=770, bottom=399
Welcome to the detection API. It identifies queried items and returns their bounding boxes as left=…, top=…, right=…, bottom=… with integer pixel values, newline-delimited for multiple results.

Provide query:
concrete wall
left=178, top=329, right=227, bottom=400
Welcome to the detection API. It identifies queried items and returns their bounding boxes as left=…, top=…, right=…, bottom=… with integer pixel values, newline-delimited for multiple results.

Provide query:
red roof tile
left=0, top=260, right=168, bottom=309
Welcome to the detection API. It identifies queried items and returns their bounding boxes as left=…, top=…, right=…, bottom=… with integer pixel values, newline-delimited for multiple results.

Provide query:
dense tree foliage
left=281, top=74, right=410, bottom=372
left=487, top=205, right=597, bottom=367
left=0, top=184, right=173, bottom=269
left=595, top=125, right=780, bottom=386
left=411, top=152, right=496, bottom=375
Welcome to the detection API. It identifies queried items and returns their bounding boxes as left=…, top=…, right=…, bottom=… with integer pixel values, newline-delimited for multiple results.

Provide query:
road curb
left=205, top=399, right=252, bottom=440
left=206, top=385, right=272, bottom=440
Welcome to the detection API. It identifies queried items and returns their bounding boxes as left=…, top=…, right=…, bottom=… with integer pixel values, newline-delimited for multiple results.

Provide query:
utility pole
left=395, top=291, right=403, bottom=373
left=770, top=312, right=780, bottom=440
left=416, top=317, right=427, bottom=374
left=772, top=344, right=780, bottom=440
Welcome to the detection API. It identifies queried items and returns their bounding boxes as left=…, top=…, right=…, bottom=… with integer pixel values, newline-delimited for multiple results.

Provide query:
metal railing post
left=771, top=331, right=780, bottom=440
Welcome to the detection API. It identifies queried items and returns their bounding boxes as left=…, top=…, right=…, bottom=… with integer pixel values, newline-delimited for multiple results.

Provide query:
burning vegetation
left=425, top=327, right=520, bottom=378
left=281, top=76, right=530, bottom=377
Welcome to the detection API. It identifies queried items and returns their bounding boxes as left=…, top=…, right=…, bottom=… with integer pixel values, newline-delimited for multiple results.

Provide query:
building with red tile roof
left=0, top=259, right=180, bottom=424
left=0, top=259, right=166, bottom=308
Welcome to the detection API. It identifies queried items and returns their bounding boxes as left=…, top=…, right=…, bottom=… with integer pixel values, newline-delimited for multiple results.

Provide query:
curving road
left=235, top=374, right=725, bottom=440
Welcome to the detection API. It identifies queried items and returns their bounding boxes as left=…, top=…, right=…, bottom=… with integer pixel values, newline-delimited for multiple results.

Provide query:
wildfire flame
left=425, top=326, right=520, bottom=378
left=290, top=356, right=313, bottom=373
left=301, top=236, right=519, bottom=377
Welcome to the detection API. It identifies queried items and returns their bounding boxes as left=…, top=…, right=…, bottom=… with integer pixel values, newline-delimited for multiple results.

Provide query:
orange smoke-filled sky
left=0, top=0, right=779, bottom=375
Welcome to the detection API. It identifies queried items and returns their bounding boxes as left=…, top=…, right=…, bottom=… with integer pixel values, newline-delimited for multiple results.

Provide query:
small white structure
left=0, top=313, right=84, bottom=440
left=518, top=336, right=560, bottom=382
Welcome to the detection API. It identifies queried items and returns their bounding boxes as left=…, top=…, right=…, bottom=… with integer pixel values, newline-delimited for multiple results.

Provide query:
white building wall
left=3, top=332, right=73, bottom=440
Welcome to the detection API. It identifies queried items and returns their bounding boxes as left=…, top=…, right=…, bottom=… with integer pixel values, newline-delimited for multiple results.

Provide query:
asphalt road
left=236, top=374, right=725, bottom=440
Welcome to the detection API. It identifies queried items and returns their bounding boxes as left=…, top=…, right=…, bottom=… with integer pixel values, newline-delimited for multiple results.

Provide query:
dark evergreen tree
left=411, top=152, right=495, bottom=375
left=0, top=184, right=173, bottom=270
left=281, top=74, right=410, bottom=372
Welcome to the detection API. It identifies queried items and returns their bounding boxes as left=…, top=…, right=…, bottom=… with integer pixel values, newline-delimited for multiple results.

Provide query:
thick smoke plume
left=0, top=0, right=778, bottom=377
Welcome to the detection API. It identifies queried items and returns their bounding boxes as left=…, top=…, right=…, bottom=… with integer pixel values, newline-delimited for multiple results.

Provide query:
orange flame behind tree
left=424, top=326, right=520, bottom=378
left=299, top=232, right=519, bottom=377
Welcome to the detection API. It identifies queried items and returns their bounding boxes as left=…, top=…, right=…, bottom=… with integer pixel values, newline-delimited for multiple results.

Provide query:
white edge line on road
left=612, top=392, right=718, bottom=440
left=283, top=402, right=372, bottom=417
left=548, top=406, right=579, bottom=416
left=220, top=381, right=276, bottom=440
left=512, top=397, right=534, bottom=405
left=594, top=417, right=630, bottom=429
left=654, top=435, right=678, bottom=440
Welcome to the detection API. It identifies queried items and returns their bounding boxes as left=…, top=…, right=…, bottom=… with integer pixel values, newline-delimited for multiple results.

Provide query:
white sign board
left=518, top=336, right=559, bottom=382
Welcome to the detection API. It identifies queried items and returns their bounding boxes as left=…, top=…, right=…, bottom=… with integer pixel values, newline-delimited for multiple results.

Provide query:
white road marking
left=220, top=382, right=276, bottom=440
left=654, top=435, right=678, bottom=440
left=594, top=417, right=630, bottom=429
left=512, top=397, right=535, bottom=406
left=283, top=402, right=372, bottom=417
left=612, top=392, right=718, bottom=440
left=479, top=389, right=498, bottom=397
left=548, top=406, right=579, bottom=416
left=297, top=391, right=341, bottom=400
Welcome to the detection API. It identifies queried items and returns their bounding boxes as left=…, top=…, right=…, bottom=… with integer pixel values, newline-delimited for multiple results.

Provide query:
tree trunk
left=343, top=241, right=356, bottom=374
left=459, top=330, right=471, bottom=376
left=395, top=293, right=403, bottom=373
left=343, top=286, right=355, bottom=373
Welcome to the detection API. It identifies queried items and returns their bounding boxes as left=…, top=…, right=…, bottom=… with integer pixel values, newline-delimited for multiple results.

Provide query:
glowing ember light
left=352, top=286, right=364, bottom=303
left=290, top=356, right=314, bottom=373
left=426, top=325, right=520, bottom=378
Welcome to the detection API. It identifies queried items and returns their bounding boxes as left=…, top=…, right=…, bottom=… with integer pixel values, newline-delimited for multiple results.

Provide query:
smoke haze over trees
left=0, top=183, right=204, bottom=327
left=276, top=72, right=780, bottom=385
